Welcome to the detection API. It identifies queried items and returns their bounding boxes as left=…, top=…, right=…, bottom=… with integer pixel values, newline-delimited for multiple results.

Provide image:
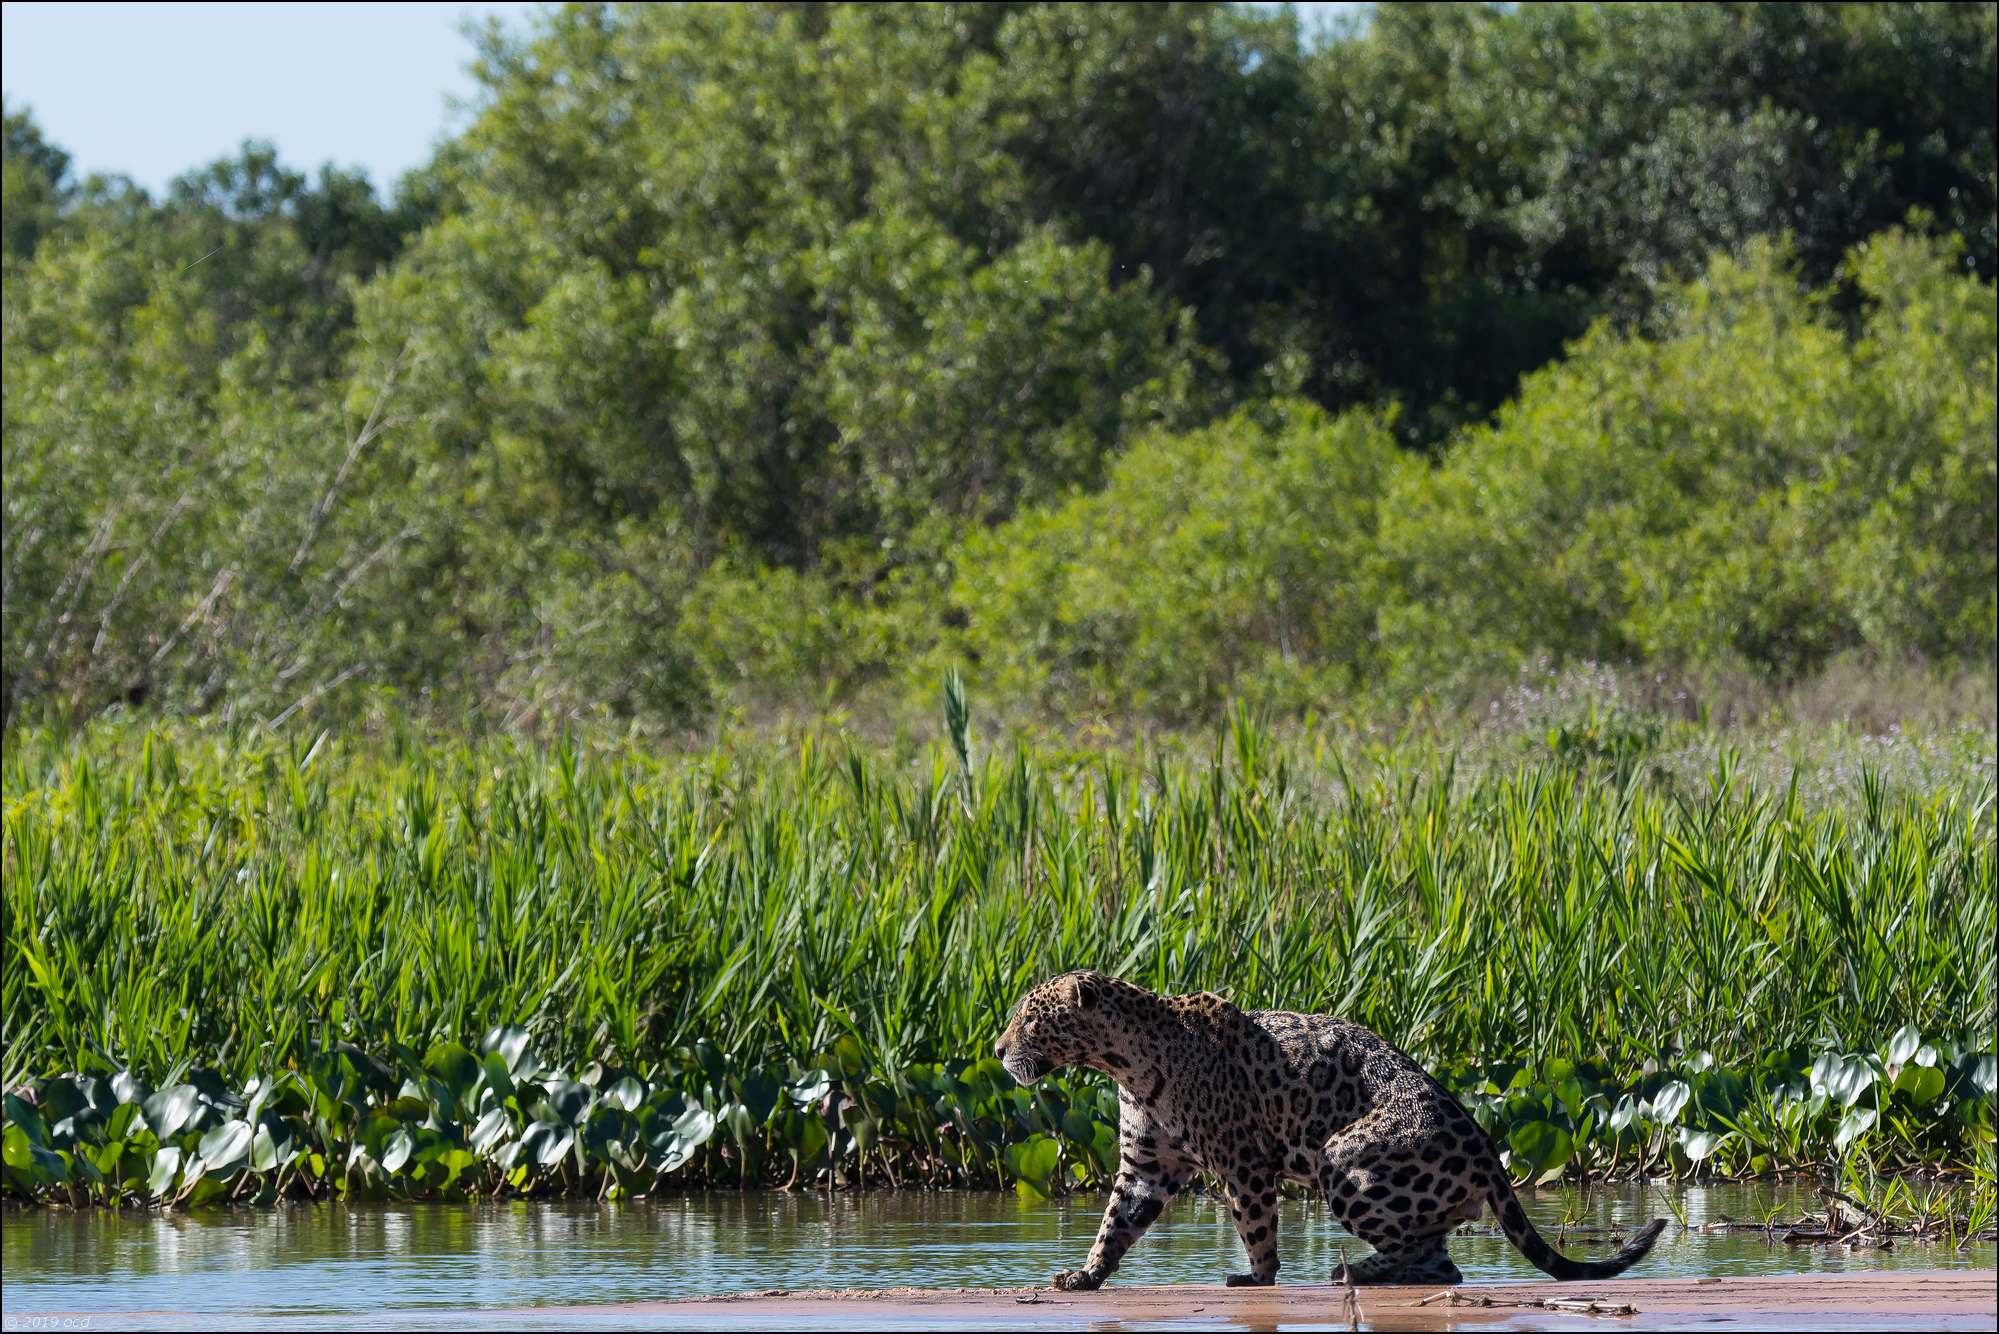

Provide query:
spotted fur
left=994, top=970, right=1667, bottom=1288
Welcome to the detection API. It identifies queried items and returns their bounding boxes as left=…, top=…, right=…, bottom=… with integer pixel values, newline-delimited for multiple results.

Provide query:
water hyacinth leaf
left=185, top=1069, right=243, bottom=1114
left=1507, top=1120, right=1572, bottom=1175
left=672, top=1104, right=717, bottom=1149
left=147, top=1146, right=182, bottom=1198
left=28, top=1142, right=69, bottom=1185
left=1555, top=1076, right=1588, bottom=1121
left=1886, top=1025, right=1922, bottom=1067
left=536, top=1127, right=575, bottom=1167
left=3, top=1095, right=46, bottom=1145
left=434, top=1148, right=477, bottom=1185
left=1835, top=1108, right=1877, bottom=1152
left=1678, top=1127, right=1728, bottom=1162
left=603, top=1078, right=645, bottom=1113
left=1647, top=1080, right=1691, bottom=1125
left=482, top=1026, right=535, bottom=1080
left=419, top=1075, right=458, bottom=1121
left=831, top=1035, right=867, bottom=1078
left=722, top=1102, right=757, bottom=1148
left=36, top=1078, right=88, bottom=1125
left=186, top=1174, right=229, bottom=1206
left=382, top=1128, right=415, bottom=1174
left=140, top=1088, right=198, bottom=1144
left=250, top=1123, right=283, bottom=1172
left=3, top=1125, right=35, bottom=1172
left=425, top=1043, right=483, bottom=1117
left=964, top=1059, right=1009, bottom=1096
left=1689, top=1068, right=1745, bottom=1119
left=481, top=1053, right=515, bottom=1107
left=585, top=1104, right=634, bottom=1156
left=694, top=1039, right=726, bottom=1082
left=469, top=1108, right=513, bottom=1155
left=315, top=1050, right=365, bottom=1106
left=1829, top=1060, right=1877, bottom=1109
left=790, top=1115, right=829, bottom=1167
left=520, top=1121, right=562, bottom=1167
left=1007, top=1132, right=1061, bottom=1198
left=388, top=1095, right=430, bottom=1123
left=112, top=1071, right=148, bottom=1106
left=542, top=1081, right=593, bottom=1126
left=355, top=1112, right=400, bottom=1158
left=197, top=1120, right=252, bottom=1172
left=1893, top=1065, right=1946, bottom=1107
left=1088, top=1121, right=1120, bottom=1174
left=786, top=1071, right=832, bottom=1107
left=739, top=1070, right=782, bottom=1126
left=106, top=1103, right=141, bottom=1142
left=91, top=1139, right=126, bottom=1177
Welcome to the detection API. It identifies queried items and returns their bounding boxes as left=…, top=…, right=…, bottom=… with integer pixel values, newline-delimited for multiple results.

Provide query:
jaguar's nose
left=994, top=1039, right=1009, bottom=1061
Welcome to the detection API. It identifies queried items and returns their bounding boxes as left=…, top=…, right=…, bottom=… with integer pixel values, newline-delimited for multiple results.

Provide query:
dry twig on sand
left=1417, top=1288, right=1638, bottom=1318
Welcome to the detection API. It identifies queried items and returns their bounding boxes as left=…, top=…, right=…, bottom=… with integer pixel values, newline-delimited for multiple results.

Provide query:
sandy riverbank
left=611, top=1270, right=1999, bottom=1331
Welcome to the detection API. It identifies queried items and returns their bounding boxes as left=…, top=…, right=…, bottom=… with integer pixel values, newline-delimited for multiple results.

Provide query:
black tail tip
left=1626, top=1217, right=1670, bottom=1255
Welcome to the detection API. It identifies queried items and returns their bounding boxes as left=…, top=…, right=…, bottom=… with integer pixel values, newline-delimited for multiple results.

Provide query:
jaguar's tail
left=1486, top=1171, right=1667, bottom=1280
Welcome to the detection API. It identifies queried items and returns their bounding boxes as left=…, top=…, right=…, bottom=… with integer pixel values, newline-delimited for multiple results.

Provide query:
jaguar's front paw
left=1051, top=1269, right=1104, bottom=1292
left=1225, top=1272, right=1275, bottom=1287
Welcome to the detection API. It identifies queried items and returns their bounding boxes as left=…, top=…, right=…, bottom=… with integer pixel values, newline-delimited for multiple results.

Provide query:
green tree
left=950, top=401, right=1401, bottom=718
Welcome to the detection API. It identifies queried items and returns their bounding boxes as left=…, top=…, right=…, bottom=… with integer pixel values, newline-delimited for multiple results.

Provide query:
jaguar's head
left=993, top=970, right=1117, bottom=1085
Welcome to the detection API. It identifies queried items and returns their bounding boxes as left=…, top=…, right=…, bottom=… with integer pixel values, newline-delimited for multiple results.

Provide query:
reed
left=2, top=710, right=1993, bottom=1202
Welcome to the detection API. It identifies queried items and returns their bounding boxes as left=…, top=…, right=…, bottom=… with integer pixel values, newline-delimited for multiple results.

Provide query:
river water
left=4, top=1182, right=1992, bottom=1327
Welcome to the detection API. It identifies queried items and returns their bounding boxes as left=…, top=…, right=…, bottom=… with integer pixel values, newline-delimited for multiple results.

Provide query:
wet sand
left=621, top=1270, right=1999, bottom=1331
left=3, top=1272, right=1992, bottom=1329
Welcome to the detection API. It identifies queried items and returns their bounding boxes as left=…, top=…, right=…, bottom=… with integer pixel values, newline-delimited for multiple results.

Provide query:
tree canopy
left=4, top=3, right=1994, bottom=729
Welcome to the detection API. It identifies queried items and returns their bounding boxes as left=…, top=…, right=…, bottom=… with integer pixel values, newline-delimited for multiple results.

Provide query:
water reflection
left=4, top=1183, right=1992, bottom=1320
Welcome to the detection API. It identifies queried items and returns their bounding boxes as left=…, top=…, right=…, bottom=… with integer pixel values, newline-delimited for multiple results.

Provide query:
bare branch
left=151, top=565, right=236, bottom=667
left=264, top=661, right=367, bottom=732
left=91, top=491, right=195, bottom=657
left=289, top=338, right=413, bottom=576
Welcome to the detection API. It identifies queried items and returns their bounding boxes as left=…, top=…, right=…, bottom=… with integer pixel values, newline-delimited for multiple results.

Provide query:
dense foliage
left=3, top=716, right=1993, bottom=1201
left=4, top=2, right=1995, bottom=731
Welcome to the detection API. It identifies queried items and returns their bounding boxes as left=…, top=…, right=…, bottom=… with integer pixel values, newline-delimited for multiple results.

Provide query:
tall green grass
left=6, top=712, right=1991, bottom=1084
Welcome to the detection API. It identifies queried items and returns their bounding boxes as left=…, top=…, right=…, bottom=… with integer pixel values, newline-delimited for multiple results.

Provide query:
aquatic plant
left=2, top=712, right=1993, bottom=1204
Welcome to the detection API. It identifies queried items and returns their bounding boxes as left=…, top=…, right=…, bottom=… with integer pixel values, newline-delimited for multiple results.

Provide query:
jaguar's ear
left=1070, top=972, right=1103, bottom=1009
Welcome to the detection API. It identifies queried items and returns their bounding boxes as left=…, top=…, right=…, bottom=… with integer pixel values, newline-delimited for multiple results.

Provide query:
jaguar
left=994, top=970, right=1666, bottom=1288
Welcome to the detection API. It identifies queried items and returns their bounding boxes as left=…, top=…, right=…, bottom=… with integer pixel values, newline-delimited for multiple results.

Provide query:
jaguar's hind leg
left=1319, top=1113, right=1480, bottom=1286
left=1332, top=1241, right=1463, bottom=1286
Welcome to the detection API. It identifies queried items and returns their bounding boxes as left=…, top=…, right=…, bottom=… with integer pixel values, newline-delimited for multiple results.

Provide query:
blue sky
left=2, top=1, right=1362, bottom=197
left=2, top=1, right=543, bottom=193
